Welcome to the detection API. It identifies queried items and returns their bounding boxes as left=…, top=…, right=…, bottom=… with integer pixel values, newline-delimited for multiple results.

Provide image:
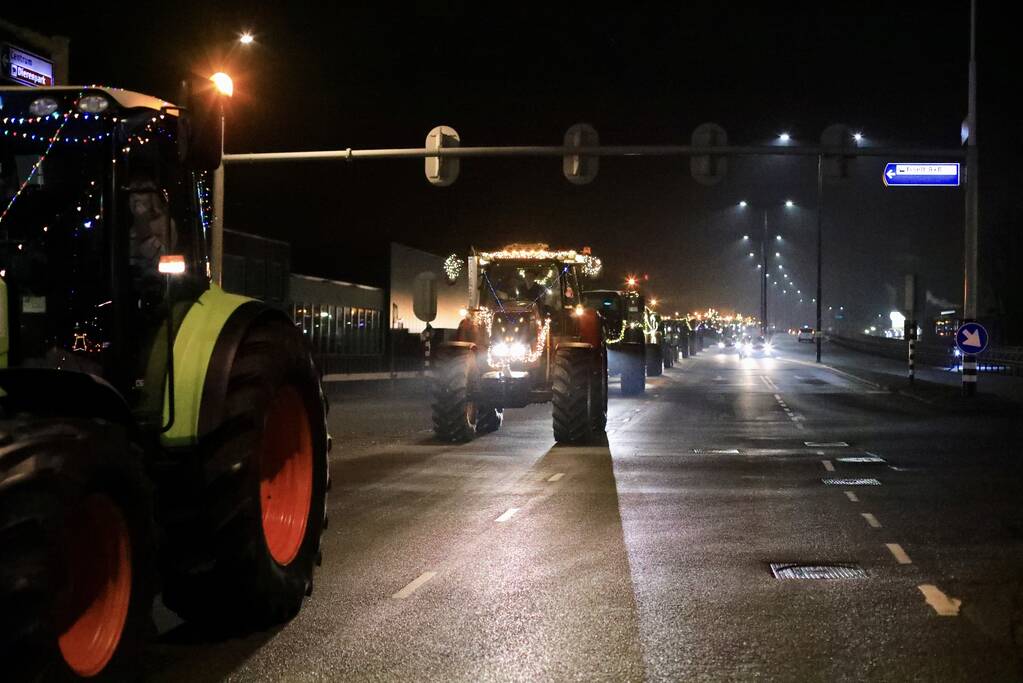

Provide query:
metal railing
left=829, top=334, right=1023, bottom=377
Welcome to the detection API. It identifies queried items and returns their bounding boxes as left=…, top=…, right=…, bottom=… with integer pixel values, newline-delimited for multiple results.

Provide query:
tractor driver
left=127, top=177, right=177, bottom=277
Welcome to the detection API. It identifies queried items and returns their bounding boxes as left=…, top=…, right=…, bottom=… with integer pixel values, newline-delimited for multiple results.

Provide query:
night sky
left=6, top=2, right=1019, bottom=336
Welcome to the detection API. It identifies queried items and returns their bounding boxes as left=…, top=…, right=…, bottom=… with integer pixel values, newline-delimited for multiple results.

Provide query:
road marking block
left=547, top=473, right=564, bottom=482
left=805, top=441, right=849, bottom=447
left=886, top=543, right=912, bottom=564
left=822, top=460, right=835, bottom=472
left=918, top=584, right=962, bottom=616
left=392, top=571, right=437, bottom=599
left=861, top=513, right=882, bottom=528
left=496, top=508, right=520, bottom=522
left=838, top=456, right=886, bottom=463
left=845, top=491, right=859, bottom=502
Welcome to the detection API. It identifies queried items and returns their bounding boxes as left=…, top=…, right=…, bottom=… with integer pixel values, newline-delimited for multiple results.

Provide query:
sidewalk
left=780, top=337, right=1023, bottom=413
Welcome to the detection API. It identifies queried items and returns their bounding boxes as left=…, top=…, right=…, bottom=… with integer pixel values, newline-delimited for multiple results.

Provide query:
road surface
left=147, top=334, right=1023, bottom=681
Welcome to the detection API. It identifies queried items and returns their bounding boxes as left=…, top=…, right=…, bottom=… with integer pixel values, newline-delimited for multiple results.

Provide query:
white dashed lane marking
left=495, top=508, right=520, bottom=523
left=861, top=513, right=882, bottom=528
left=918, top=584, right=962, bottom=616
left=392, top=571, right=437, bottom=599
left=547, top=473, right=564, bottom=482
left=886, top=543, right=912, bottom=564
left=822, top=460, right=835, bottom=472
left=845, top=491, right=860, bottom=502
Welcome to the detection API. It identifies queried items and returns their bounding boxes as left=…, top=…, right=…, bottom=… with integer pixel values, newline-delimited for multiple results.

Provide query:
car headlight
left=717, top=341, right=725, bottom=349
left=492, top=341, right=528, bottom=361
left=743, top=343, right=753, bottom=352
left=764, top=343, right=774, bottom=353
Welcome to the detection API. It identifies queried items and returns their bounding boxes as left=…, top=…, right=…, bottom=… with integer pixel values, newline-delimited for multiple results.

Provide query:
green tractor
left=0, top=84, right=329, bottom=679
left=581, top=289, right=647, bottom=395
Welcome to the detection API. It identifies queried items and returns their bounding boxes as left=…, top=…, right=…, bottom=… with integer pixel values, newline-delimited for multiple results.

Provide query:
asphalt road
left=147, top=334, right=1023, bottom=681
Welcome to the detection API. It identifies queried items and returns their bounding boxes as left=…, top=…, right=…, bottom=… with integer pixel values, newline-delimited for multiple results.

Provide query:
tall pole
left=962, top=0, right=978, bottom=395
left=212, top=114, right=225, bottom=286
left=761, top=210, right=768, bottom=337
left=816, top=153, right=823, bottom=362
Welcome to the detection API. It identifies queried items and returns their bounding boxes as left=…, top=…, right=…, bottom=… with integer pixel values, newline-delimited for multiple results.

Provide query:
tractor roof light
left=78, top=95, right=110, bottom=113
left=29, top=97, right=59, bottom=117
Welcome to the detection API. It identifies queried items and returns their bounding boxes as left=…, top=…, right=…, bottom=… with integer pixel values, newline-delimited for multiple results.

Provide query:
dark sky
left=7, top=2, right=1018, bottom=333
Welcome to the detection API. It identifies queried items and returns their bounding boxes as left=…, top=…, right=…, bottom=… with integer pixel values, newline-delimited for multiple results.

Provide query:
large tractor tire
left=161, top=317, right=329, bottom=628
left=594, top=346, right=608, bottom=432
left=621, top=352, right=645, bottom=396
left=0, top=418, right=156, bottom=682
left=646, top=344, right=664, bottom=377
left=552, top=347, right=603, bottom=444
left=432, top=347, right=479, bottom=442
left=475, top=407, right=503, bottom=435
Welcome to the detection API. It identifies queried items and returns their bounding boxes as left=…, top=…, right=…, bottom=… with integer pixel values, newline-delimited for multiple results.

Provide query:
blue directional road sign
left=955, top=322, right=989, bottom=355
left=883, top=162, right=960, bottom=187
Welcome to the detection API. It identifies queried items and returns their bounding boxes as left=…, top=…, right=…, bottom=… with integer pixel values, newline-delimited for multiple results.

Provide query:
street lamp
left=776, top=235, right=782, bottom=240
left=209, top=71, right=234, bottom=97
left=778, top=132, right=791, bottom=142
left=738, top=200, right=748, bottom=208
left=853, top=132, right=863, bottom=142
left=785, top=199, right=795, bottom=208
left=239, top=32, right=255, bottom=45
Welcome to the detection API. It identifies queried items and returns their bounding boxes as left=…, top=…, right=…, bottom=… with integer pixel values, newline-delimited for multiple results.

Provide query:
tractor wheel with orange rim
left=161, top=316, right=328, bottom=627
left=0, top=419, right=156, bottom=681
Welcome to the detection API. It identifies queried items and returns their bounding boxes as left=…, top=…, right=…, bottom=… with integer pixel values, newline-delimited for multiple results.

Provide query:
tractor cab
left=0, top=84, right=224, bottom=427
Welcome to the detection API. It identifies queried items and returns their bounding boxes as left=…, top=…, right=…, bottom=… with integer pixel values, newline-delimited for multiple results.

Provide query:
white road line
left=496, top=508, right=520, bottom=523
left=773, top=393, right=782, bottom=401
left=547, top=473, right=564, bottom=482
left=918, top=584, right=962, bottom=616
left=861, top=513, right=882, bottom=528
left=392, top=571, right=437, bottom=599
left=816, top=450, right=826, bottom=456
left=886, top=543, right=912, bottom=564
left=845, top=491, right=860, bottom=502
left=822, top=460, right=835, bottom=472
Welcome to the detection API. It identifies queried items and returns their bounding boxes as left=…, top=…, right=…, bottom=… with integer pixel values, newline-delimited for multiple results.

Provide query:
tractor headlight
left=491, top=341, right=528, bottom=362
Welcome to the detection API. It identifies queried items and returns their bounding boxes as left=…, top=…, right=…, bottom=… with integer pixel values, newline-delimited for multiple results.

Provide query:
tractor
left=431, top=244, right=607, bottom=444
left=0, top=84, right=329, bottom=679
left=580, top=289, right=647, bottom=396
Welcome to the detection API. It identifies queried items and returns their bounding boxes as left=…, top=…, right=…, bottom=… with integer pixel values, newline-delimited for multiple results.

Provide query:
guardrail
left=828, top=334, right=1023, bottom=377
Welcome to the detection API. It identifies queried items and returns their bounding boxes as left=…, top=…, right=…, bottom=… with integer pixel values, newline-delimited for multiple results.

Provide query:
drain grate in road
left=837, top=456, right=886, bottom=463
left=691, top=448, right=741, bottom=454
left=770, top=563, right=868, bottom=580
left=822, top=478, right=881, bottom=486
left=805, top=441, right=849, bottom=447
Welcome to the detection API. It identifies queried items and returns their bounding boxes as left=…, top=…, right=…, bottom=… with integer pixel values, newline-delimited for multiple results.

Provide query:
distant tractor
left=582, top=289, right=647, bottom=395
left=432, top=244, right=607, bottom=443
left=0, top=84, right=328, bottom=679
left=643, top=307, right=665, bottom=377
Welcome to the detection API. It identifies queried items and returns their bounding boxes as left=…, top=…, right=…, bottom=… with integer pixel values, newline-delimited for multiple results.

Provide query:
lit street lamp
left=239, top=32, right=255, bottom=45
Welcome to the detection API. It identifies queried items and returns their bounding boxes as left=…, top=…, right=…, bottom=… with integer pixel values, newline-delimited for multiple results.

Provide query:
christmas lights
left=478, top=243, right=597, bottom=266
left=443, top=253, right=462, bottom=282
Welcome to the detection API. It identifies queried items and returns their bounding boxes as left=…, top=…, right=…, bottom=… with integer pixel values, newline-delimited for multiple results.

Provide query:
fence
left=829, top=334, right=1023, bottom=377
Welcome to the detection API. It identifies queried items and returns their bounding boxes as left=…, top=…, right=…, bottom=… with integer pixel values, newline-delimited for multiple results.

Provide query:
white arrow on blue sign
left=883, top=162, right=960, bottom=187
left=955, top=322, right=989, bottom=355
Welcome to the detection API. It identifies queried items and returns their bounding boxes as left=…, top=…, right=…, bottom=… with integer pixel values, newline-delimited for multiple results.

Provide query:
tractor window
left=481, top=261, right=565, bottom=313
left=120, top=114, right=208, bottom=424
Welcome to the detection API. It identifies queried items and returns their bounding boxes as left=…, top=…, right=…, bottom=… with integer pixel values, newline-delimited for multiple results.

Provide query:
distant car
left=739, top=336, right=773, bottom=358
left=797, top=327, right=815, bottom=343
